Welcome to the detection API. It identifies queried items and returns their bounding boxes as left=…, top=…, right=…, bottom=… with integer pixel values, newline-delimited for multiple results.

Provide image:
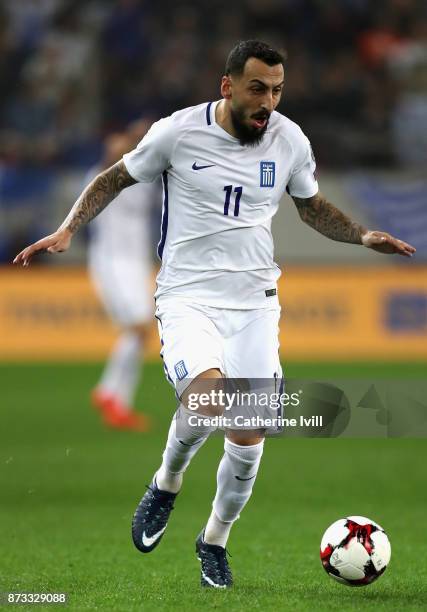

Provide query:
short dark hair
left=225, top=40, right=285, bottom=76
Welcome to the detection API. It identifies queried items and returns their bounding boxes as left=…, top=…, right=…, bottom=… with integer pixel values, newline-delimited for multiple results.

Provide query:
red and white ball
left=320, top=516, right=391, bottom=586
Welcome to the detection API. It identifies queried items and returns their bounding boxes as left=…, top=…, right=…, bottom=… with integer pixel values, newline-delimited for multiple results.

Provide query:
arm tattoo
left=292, top=192, right=366, bottom=244
left=60, top=160, right=137, bottom=234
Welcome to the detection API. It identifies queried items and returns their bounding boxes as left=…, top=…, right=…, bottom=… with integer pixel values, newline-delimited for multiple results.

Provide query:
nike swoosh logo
left=235, top=474, right=256, bottom=481
left=179, top=439, right=201, bottom=447
left=192, top=162, right=215, bottom=171
left=142, top=526, right=166, bottom=548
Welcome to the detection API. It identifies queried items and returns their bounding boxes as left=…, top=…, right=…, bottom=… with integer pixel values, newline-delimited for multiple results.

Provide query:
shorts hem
left=175, top=360, right=224, bottom=397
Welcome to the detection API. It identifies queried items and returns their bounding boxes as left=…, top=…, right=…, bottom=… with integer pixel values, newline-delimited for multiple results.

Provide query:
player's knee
left=182, top=368, right=225, bottom=417
left=226, top=429, right=265, bottom=446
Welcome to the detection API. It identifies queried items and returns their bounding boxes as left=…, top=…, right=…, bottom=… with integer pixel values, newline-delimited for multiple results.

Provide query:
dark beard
left=230, top=106, right=269, bottom=147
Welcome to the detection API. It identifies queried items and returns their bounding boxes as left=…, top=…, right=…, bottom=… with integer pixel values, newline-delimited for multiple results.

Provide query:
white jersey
left=123, top=99, right=318, bottom=309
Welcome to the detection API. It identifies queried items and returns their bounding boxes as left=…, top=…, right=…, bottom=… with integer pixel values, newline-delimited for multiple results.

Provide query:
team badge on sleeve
left=174, top=360, right=188, bottom=380
left=260, top=161, right=275, bottom=187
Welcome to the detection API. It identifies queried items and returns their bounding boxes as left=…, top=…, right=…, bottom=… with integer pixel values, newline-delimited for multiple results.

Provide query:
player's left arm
left=292, top=192, right=416, bottom=257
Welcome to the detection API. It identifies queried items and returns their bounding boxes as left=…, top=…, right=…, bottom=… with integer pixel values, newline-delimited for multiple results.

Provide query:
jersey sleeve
left=123, top=116, right=175, bottom=182
left=287, top=133, right=318, bottom=198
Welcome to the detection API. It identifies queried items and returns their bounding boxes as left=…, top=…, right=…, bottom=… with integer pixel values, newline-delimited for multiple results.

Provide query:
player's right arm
left=13, top=160, right=136, bottom=266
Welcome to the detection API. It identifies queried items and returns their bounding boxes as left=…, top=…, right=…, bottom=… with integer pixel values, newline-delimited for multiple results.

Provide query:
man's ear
left=221, top=75, right=232, bottom=99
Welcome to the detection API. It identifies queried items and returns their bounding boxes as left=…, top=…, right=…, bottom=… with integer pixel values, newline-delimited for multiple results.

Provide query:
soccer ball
left=320, top=516, right=391, bottom=586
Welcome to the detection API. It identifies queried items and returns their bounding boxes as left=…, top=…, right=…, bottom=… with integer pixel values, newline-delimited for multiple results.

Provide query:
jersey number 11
left=223, top=185, right=243, bottom=217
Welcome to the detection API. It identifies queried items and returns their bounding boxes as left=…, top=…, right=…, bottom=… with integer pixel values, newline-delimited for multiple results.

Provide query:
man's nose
left=261, top=92, right=274, bottom=113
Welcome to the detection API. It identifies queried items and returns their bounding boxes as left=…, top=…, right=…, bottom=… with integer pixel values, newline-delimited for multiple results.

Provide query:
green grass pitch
left=1, top=362, right=426, bottom=611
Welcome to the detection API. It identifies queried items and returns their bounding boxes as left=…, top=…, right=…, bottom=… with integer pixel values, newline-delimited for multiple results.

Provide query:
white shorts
left=155, top=298, right=282, bottom=396
left=89, top=253, right=153, bottom=327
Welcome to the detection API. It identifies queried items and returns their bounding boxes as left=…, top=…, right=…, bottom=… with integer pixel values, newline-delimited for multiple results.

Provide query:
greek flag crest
left=174, top=360, right=188, bottom=380
left=260, top=161, right=275, bottom=187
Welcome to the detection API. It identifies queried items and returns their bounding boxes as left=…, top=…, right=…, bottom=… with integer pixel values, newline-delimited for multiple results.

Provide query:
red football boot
left=91, top=389, right=151, bottom=432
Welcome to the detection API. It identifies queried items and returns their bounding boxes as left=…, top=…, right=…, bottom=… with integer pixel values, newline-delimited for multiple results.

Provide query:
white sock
left=156, top=405, right=216, bottom=494
left=206, top=438, right=264, bottom=546
left=98, top=331, right=141, bottom=406
left=204, top=511, right=233, bottom=548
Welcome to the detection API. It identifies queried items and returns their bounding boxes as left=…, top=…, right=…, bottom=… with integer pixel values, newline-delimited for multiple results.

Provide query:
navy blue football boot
left=132, top=479, right=177, bottom=553
left=195, top=530, right=233, bottom=588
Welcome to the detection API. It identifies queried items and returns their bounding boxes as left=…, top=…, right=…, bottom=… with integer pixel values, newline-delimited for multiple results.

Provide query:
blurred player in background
left=87, top=119, right=160, bottom=432
left=14, top=40, right=416, bottom=588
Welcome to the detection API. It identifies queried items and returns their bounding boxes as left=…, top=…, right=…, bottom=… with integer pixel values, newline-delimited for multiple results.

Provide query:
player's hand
left=361, top=230, right=416, bottom=257
left=13, top=228, right=73, bottom=267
